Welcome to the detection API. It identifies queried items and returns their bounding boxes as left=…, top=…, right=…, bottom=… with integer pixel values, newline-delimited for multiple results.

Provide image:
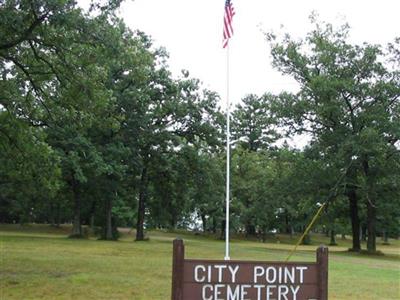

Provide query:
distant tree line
left=1, top=1, right=399, bottom=253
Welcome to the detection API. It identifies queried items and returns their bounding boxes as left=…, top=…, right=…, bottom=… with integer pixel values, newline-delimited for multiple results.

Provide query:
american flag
left=222, top=0, right=235, bottom=48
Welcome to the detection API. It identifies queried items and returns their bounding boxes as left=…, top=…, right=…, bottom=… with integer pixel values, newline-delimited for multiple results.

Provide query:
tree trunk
left=302, top=233, right=311, bottom=245
left=201, top=214, right=207, bottom=232
left=170, top=214, right=177, bottom=229
left=220, top=220, right=226, bottom=240
left=136, top=167, right=148, bottom=241
left=362, top=158, right=377, bottom=253
left=90, top=215, right=95, bottom=230
left=361, top=224, right=367, bottom=242
left=347, top=188, right=361, bottom=251
left=261, top=227, right=267, bottom=243
left=89, top=200, right=96, bottom=230
left=105, top=197, right=113, bottom=240
left=383, top=231, right=389, bottom=245
left=212, top=217, right=217, bottom=234
left=70, top=180, right=82, bottom=237
left=49, top=203, right=56, bottom=227
left=285, top=213, right=291, bottom=234
left=55, top=202, right=61, bottom=227
left=366, top=198, right=377, bottom=252
left=245, top=223, right=256, bottom=237
left=330, top=229, right=337, bottom=245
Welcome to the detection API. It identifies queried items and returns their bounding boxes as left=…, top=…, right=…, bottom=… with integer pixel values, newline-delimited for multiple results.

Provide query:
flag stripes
left=223, top=0, right=235, bottom=48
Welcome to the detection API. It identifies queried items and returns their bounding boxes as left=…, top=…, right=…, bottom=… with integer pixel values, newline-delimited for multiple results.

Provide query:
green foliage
left=1, top=1, right=398, bottom=248
left=0, top=112, right=61, bottom=223
left=0, top=0, right=225, bottom=240
left=232, top=93, right=279, bottom=151
left=267, top=18, right=400, bottom=251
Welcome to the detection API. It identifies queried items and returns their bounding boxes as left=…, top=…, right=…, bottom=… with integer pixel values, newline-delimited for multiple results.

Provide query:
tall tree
left=267, top=19, right=400, bottom=252
left=1, top=0, right=131, bottom=237
left=232, top=94, right=279, bottom=152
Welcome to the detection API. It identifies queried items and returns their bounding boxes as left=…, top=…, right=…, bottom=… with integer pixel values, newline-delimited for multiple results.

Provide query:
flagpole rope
left=285, top=202, right=327, bottom=262
left=285, top=148, right=362, bottom=262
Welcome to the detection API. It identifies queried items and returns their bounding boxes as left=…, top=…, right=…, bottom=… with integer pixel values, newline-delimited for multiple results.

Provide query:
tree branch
left=0, top=12, right=49, bottom=50
left=2, top=55, right=54, bottom=122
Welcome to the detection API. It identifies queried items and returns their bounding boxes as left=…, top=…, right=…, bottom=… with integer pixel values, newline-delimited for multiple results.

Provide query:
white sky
left=117, top=0, right=400, bottom=107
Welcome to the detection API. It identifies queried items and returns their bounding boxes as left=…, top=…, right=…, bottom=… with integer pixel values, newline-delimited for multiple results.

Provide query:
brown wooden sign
left=171, top=239, right=328, bottom=300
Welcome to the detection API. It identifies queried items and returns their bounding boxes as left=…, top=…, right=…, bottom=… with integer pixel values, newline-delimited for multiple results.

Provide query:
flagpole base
left=224, top=256, right=230, bottom=261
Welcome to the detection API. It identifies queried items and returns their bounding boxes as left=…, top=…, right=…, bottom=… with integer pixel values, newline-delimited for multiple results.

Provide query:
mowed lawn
left=1, top=225, right=399, bottom=300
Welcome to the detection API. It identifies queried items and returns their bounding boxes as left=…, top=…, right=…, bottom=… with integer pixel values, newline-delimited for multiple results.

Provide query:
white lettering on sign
left=278, top=285, right=289, bottom=300
left=227, top=285, right=240, bottom=299
left=253, top=266, right=264, bottom=283
left=195, top=265, right=206, bottom=282
left=291, top=285, right=300, bottom=300
left=214, top=284, right=224, bottom=300
left=229, top=265, right=240, bottom=283
left=266, top=285, right=276, bottom=299
left=266, top=267, right=276, bottom=283
left=253, top=266, right=309, bottom=284
left=200, top=284, right=302, bottom=300
left=194, top=264, right=240, bottom=283
left=202, top=284, right=213, bottom=300
left=195, top=264, right=310, bottom=300
left=296, top=267, right=307, bottom=284
left=285, top=268, right=294, bottom=283
left=214, top=265, right=227, bottom=282
left=240, top=284, right=251, bottom=300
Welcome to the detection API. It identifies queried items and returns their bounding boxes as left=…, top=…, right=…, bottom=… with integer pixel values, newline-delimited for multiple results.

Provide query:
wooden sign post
left=171, top=239, right=328, bottom=300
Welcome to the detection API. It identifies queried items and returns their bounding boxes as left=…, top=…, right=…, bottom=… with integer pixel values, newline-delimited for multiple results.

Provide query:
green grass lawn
left=1, top=224, right=399, bottom=299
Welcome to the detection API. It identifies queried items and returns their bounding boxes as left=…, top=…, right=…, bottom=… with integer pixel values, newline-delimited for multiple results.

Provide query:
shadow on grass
left=332, top=249, right=400, bottom=261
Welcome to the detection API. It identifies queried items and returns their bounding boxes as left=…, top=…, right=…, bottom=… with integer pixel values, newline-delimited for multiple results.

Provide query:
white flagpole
left=225, top=43, right=231, bottom=261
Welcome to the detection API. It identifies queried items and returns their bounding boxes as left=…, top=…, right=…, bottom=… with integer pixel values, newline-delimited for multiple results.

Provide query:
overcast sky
left=116, top=0, right=399, bottom=108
